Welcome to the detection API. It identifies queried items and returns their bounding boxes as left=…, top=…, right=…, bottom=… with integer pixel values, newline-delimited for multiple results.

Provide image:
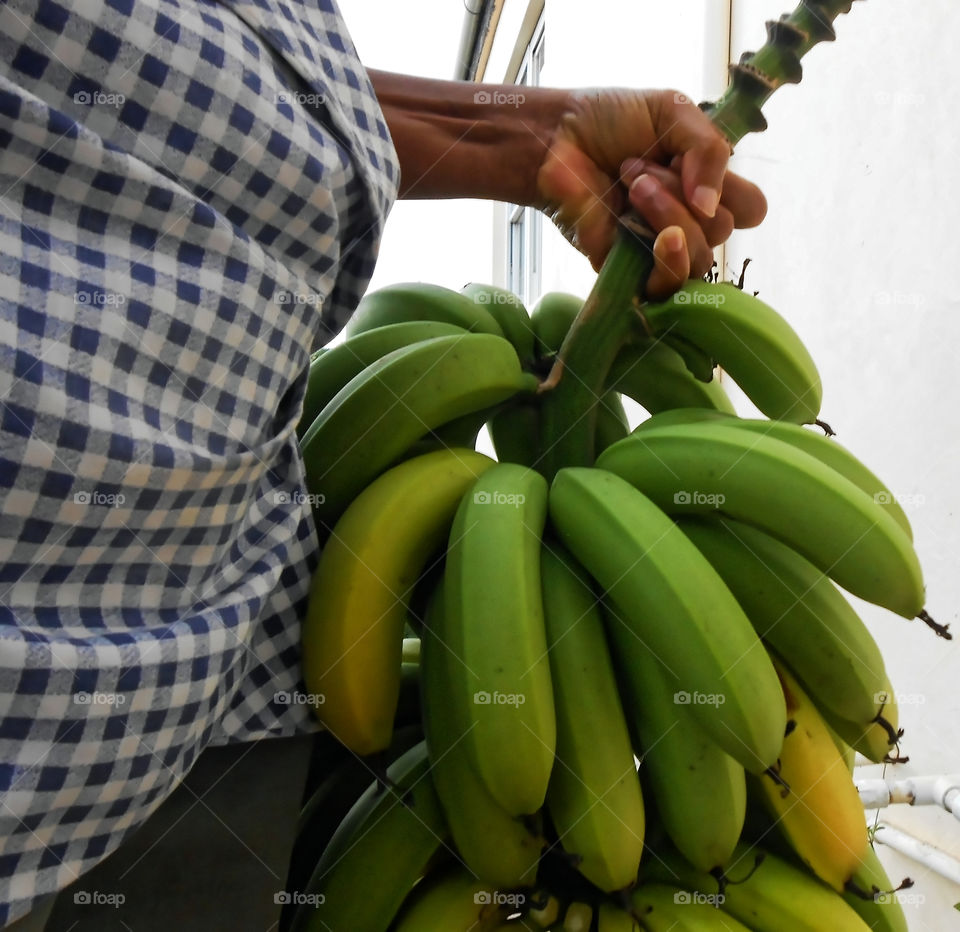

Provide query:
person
left=0, top=1, right=766, bottom=927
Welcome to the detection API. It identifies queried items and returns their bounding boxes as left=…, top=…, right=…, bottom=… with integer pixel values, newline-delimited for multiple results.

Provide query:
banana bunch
left=288, top=275, right=939, bottom=932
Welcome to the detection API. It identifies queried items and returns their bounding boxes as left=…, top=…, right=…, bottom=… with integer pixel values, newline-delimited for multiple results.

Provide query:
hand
left=535, top=89, right=767, bottom=299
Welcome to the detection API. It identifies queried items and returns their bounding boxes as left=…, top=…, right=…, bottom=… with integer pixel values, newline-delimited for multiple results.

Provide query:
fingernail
left=692, top=185, right=719, bottom=218
left=630, top=173, right=659, bottom=200
left=663, top=228, right=684, bottom=253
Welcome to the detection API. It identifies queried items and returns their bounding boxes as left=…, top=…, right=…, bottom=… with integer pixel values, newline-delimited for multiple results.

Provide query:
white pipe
left=872, top=823, right=960, bottom=886
left=856, top=774, right=960, bottom=821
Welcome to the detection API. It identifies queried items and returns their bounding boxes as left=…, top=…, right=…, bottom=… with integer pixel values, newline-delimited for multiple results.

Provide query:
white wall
left=726, top=3, right=960, bottom=925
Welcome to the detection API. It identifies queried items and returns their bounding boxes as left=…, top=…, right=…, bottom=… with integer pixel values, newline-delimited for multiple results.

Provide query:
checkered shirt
left=0, top=0, right=399, bottom=923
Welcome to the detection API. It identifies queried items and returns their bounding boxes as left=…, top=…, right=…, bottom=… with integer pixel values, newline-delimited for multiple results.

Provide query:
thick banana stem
left=538, top=0, right=860, bottom=471
left=538, top=229, right=652, bottom=478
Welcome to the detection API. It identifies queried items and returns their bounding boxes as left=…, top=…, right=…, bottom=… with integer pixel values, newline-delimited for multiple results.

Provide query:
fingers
left=622, top=156, right=767, bottom=231
left=646, top=226, right=691, bottom=300
left=646, top=92, right=733, bottom=221
left=625, top=171, right=721, bottom=280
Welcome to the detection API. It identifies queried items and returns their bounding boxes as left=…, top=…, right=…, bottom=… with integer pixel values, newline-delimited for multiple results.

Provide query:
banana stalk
left=539, top=0, right=861, bottom=476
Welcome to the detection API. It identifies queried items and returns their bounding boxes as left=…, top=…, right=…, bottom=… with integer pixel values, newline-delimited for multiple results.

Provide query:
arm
left=368, top=70, right=767, bottom=296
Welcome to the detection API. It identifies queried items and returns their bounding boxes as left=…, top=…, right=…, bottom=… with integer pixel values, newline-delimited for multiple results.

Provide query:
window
left=505, top=15, right=544, bottom=307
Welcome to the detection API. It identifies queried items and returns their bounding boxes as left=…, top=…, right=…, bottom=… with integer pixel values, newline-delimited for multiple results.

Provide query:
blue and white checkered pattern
left=0, top=0, right=399, bottom=923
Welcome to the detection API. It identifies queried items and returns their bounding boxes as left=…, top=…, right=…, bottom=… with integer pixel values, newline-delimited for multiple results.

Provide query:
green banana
left=531, top=291, right=582, bottom=358
left=637, top=279, right=822, bottom=422
left=607, top=340, right=736, bottom=415
left=629, top=884, right=752, bottom=931
left=596, top=902, right=638, bottom=932
left=297, top=320, right=465, bottom=439
left=420, top=579, right=543, bottom=888
left=607, top=602, right=745, bottom=873
left=596, top=423, right=925, bottom=618
left=634, top=409, right=912, bottom=539
left=824, top=673, right=902, bottom=764
left=462, top=282, right=535, bottom=363
left=444, top=464, right=556, bottom=816
left=488, top=400, right=541, bottom=467
left=345, top=281, right=504, bottom=338
left=595, top=391, right=630, bottom=453
left=662, top=333, right=717, bottom=382
left=404, top=403, right=500, bottom=457
left=292, top=742, right=448, bottom=932
left=541, top=544, right=645, bottom=892
left=842, top=845, right=910, bottom=932
left=641, top=843, right=872, bottom=932
left=548, top=467, right=786, bottom=774
left=392, top=865, right=513, bottom=931
left=676, top=516, right=888, bottom=728
left=288, top=723, right=423, bottom=902
left=301, top=333, right=536, bottom=528
left=302, top=447, right=494, bottom=753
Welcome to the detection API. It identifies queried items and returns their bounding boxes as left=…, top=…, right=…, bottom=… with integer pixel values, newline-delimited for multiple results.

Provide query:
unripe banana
left=346, top=281, right=504, bottom=337
left=301, top=448, right=494, bottom=754
left=607, top=340, right=735, bottom=414
left=462, top=282, right=535, bottom=363
left=541, top=544, right=645, bottom=892
left=637, top=280, right=822, bottom=422
left=824, top=674, right=902, bottom=764
left=444, top=464, right=556, bottom=815
left=392, top=865, right=512, bottom=931
left=641, top=842, right=872, bottom=932
left=297, top=320, right=465, bottom=438
left=301, top=333, right=536, bottom=528
left=597, top=422, right=926, bottom=618
left=610, top=616, right=745, bottom=873
left=635, top=408, right=912, bottom=538
left=488, top=400, right=541, bottom=468
left=420, top=579, right=543, bottom=888
left=630, top=884, right=753, bottom=931
left=842, top=844, right=910, bottom=932
left=292, top=742, right=448, bottom=932
left=676, top=516, right=888, bottom=728
left=531, top=291, right=582, bottom=358
left=549, top=467, right=786, bottom=773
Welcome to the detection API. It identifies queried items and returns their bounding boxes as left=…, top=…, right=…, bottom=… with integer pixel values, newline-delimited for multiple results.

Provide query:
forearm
left=368, top=69, right=570, bottom=204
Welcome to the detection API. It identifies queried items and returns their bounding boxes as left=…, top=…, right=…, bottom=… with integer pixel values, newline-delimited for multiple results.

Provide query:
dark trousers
left=8, top=734, right=314, bottom=931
